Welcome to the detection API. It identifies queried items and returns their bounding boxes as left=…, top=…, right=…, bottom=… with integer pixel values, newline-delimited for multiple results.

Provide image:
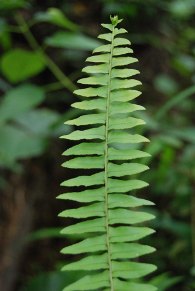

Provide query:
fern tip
left=110, top=15, right=123, bottom=26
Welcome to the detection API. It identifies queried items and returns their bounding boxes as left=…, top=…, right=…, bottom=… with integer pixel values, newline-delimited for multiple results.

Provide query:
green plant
left=0, top=8, right=101, bottom=171
left=1, top=1, right=195, bottom=290
left=58, top=16, right=156, bottom=291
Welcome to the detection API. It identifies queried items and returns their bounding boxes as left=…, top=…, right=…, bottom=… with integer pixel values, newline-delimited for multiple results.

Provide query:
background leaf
left=0, top=84, right=45, bottom=124
left=45, top=32, right=102, bottom=50
left=0, top=124, right=47, bottom=167
left=14, top=109, right=60, bottom=135
left=35, top=8, right=78, bottom=31
left=1, top=49, right=45, bottom=82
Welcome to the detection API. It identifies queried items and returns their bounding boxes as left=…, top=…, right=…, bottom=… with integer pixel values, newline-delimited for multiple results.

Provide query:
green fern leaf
left=114, top=280, right=157, bottom=291
left=61, top=218, right=105, bottom=234
left=59, top=15, right=156, bottom=291
left=111, top=89, right=141, bottom=102
left=72, top=98, right=106, bottom=110
left=65, top=113, right=105, bottom=125
left=61, top=172, right=104, bottom=187
left=61, top=235, right=106, bottom=254
left=107, top=162, right=149, bottom=176
left=62, top=142, right=104, bottom=156
left=108, top=194, right=154, bottom=208
left=108, top=148, right=151, bottom=160
left=58, top=202, right=105, bottom=218
left=109, top=209, right=155, bottom=225
left=63, top=271, right=110, bottom=291
left=62, top=156, right=104, bottom=169
left=110, top=226, right=155, bottom=242
left=61, top=126, right=105, bottom=140
left=111, top=243, right=156, bottom=259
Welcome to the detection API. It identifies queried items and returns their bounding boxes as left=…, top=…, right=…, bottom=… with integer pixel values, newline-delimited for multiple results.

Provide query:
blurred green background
left=0, top=0, right=195, bottom=290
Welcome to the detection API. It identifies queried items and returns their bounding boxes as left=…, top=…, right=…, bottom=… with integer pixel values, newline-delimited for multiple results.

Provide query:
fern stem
left=104, top=24, right=115, bottom=291
left=15, top=14, right=77, bottom=93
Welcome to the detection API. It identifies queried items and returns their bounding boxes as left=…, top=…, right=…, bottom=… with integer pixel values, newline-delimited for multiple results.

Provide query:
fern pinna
left=58, top=16, right=157, bottom=291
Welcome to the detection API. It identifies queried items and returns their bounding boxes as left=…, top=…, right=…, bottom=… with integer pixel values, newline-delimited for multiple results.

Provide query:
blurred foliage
left=0, top=0, right=195, bottom=291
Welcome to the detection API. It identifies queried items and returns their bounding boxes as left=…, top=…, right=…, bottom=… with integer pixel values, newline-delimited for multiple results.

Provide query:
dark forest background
left=0, top=0, right=195, bottom=290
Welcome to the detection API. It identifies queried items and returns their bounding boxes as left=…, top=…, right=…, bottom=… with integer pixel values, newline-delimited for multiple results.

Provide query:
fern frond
left=58, top=15, right=156, bottom=291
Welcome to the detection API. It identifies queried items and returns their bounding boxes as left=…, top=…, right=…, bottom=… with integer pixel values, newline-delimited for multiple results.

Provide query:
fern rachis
left=58, top=15, right=156, bottom=291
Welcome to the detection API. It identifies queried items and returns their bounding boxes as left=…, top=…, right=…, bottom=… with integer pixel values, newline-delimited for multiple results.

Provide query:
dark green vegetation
left=0, top=1, right=195, bottom=291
